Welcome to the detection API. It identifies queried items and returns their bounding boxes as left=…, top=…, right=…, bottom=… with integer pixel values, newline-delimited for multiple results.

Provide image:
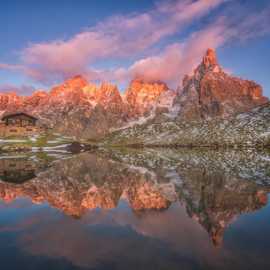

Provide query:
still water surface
left=0, top=148, right=270, bottom=270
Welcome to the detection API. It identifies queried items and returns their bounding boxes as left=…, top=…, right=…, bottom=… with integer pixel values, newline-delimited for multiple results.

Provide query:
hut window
left=10, top=129, right=17, bottom=132
left=22, top=120, right=28, bottom=126
left=9, top=163, right=16, bottom=167
left=8, top=119, right=16, bottom=125
left=26, top=128, right=33, bottom=131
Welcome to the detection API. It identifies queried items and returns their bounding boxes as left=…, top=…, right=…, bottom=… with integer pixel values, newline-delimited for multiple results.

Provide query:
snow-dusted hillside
left=102, top=102, right=270, bottom=148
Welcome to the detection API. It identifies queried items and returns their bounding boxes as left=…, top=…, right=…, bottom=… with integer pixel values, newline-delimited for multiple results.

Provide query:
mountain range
left=0, top=49, right=269, bottom=146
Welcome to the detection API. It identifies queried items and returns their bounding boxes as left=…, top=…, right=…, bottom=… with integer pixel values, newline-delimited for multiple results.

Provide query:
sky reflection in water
left=0, top=149, right=269, bottom=270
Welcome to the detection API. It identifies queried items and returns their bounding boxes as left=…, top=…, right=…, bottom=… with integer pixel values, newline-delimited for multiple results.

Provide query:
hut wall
left=0, top=125, right=44, bottom=137
left=0, top=159, right=35, bottom=173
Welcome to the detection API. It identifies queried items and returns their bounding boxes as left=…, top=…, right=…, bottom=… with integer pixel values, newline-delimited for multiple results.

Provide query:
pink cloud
left=18, top=0, right=225, bottom=83
left=102, top=21, right=227, bottom=88
left=100, top=8, right=270, bottom=88
left=0, top=0, right=269, bottom=90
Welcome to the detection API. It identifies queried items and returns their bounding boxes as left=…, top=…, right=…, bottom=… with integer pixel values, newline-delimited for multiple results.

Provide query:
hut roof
left=1, top=112, right=38, bottom=121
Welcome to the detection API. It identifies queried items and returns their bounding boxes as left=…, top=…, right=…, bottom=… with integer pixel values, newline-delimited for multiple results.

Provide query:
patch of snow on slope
left=259, top=155, right=270, bottom=162
left=260, top=131, right=270, bottom=137
left=0, top=155, right=27, bottom=159
left=111, top=110, right=157, bottom=132
left=0, top=139, right=28, bottom=143
left=158, top=90, right=180, bottom=119
left=157, top=90, right=176, bottom=108
left=29, top=135, right=39, bottom=142
left=164, top=104, right=181, bottom=119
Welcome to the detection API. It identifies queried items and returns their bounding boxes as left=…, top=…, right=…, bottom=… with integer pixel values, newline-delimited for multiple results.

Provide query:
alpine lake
left=0, top=137, right=270, bottom=270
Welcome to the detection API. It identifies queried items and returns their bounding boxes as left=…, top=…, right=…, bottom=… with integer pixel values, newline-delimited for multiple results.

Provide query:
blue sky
left=0, top=0, right=269, bottom=96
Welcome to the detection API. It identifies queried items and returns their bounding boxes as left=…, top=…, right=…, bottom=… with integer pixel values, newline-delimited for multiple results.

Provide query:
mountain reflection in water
left=0, top=149, right=269, bottom=270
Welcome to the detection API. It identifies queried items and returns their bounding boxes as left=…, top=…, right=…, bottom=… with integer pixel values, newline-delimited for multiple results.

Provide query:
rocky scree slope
left=174, top=48, right=268, bottom=120
left=103, top=102, right=270, bottom=147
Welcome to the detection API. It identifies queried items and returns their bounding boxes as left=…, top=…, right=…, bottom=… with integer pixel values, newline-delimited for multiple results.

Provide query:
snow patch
left=111, top=111, right=156, bottom=131
left=0, top=139, right=28, bottom=143
left=260, top=131, right=270, bottom=137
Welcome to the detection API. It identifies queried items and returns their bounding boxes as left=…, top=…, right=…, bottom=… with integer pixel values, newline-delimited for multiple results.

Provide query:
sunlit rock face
left=0, top=92, right=23, bottom=116
left=39, top=77, right=128, bottom=139
left=125, top=79, right=171, bottom=117
left=95, top=82, right=128, bottom=125
left=175, top=48, right=268, bottom=120
left=23, top=91, right=49, bottom=110
left=0, top=74, right=176, bottom=139
left=0, top=149, right=269, bottom=246
left=55, top=75, right=88, bottom=93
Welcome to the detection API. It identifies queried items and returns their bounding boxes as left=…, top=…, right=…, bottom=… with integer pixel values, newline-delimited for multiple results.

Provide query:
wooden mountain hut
left=0, top=112, right=43, bottom=137
left=2, top=112, right=38, bottom=127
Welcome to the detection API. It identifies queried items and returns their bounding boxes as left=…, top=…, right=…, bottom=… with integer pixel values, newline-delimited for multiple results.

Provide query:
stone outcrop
left=175, top=48, right=268, bottom=120
left=125, top=79, right=170, bottom=117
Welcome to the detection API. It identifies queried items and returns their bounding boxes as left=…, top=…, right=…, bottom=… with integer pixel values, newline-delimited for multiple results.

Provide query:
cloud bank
left=0, top=0, right=270, bottom=90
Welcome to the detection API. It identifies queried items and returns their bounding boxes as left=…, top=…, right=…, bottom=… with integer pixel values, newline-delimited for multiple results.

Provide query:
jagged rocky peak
left=99, top=82, right=120, bottom=96
left=83, top=82, right=98, bottom=93
left=202, top=48, right=218, bottom=68
left=50, top=75, right=88, bottom=96
left=127, top=78, right=169, bottom=96
left=23, top=90, right=48, bottom=108
left=64, top=75, right=88, bottom=89
left=97, top=82, right=125, bottom=111
left=193, top=48, right=222, bottom=81
left=0, top=92, right=23, bottom=114
left=175, top=48, right=269, bottom=120
left=129, top=78, right=169, bottom=89
left=125, top=78, right=170, bottom=116
left=31, top=90, right=48, bottom=97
